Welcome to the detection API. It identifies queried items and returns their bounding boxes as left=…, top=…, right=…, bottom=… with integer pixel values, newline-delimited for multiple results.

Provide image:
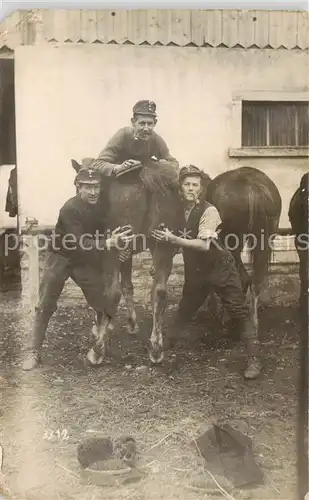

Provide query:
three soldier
left=22, top=100, right=262, bottom=380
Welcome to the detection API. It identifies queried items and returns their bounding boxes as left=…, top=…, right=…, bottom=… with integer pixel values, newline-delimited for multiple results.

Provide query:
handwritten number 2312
left=43, top=429, right=69, bottom=441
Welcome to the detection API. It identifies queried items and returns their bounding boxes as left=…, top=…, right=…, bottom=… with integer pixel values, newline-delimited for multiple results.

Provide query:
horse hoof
left=86, top=348, right=104, bottom=366
left=148, top=346, right=164, bottom=364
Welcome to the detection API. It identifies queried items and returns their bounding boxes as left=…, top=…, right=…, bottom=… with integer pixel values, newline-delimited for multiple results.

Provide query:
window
left=242, top=101, right=309, bottom=148
left=229, top=91, right=309, bottom=157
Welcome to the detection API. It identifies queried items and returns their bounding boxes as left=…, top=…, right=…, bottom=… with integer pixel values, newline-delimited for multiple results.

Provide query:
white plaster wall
left=14, top=44, right=309, bottom=228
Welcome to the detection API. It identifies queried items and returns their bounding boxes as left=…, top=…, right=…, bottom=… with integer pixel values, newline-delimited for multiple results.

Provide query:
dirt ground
left=0, top=272, right=302, bottom=500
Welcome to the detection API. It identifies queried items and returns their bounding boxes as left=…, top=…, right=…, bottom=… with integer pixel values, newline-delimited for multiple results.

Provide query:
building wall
left=15, top=44, right=308, bottom=228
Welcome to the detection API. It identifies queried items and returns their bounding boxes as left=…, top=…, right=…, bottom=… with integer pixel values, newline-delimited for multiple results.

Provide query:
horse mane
left=135, top=160, right=182, bottom=233
left=139, top=160, right=179, bottom=197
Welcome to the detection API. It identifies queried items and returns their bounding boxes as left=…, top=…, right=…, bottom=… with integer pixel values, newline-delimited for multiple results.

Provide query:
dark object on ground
left=77, top=437, right=114, bottom=468
left=77, top=435, right=145, bottom=487
left=113, top=435, right=137, bottom=467
left=193, top=423, right=264, bottom=488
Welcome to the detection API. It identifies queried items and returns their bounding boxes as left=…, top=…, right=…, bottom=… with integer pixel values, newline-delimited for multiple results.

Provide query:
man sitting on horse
left=151, top=165, right=262, bottom=380
left=90, top=100, right=179, bottom=177
left=22, top=167, right=134, bottom=371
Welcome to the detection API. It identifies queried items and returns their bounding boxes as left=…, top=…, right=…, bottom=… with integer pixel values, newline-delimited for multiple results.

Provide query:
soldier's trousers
left=176, top=250, right=259, bottom=357
left=26, top=250, right=104, bottom=351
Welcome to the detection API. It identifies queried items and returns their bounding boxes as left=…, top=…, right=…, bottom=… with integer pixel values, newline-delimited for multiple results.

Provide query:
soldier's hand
left=117, top=160, right=141, bottom=170
left=150, top=228, right=178, bottom=244
left=125, top=159, right=141, bottom=167
left=114, top=160, right=143, bottom=177
left=107, top=226, right=135, bottom=249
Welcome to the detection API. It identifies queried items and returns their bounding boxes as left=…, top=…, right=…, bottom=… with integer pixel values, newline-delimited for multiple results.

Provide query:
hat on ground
left=75, top=167, right=101, bottom=185
left=179, top=165, right=205, bottom=183
left=133, top=100, right=157, bottom=117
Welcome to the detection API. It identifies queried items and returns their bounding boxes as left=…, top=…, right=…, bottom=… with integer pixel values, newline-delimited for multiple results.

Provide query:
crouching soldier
left=22, top=167, right=133, bottom=371
left=151, top=165, right=262, bottom=380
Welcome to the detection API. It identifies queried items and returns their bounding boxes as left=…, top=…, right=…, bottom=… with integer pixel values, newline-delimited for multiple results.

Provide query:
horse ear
left=71, top=159, right=81, bottom=172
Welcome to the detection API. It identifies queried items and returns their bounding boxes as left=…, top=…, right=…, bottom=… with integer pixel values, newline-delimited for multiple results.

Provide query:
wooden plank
left=126, top=9, right=148, bottom=44
left=237, top=10, right=255, bottom=48
left=0, top=8, right=305, bottom=49
left=154, top=10, right=170, bottom=45
left=80, top=10, right=99, bottom=42
left=190, top=9, right=206, bottom=46
left=168, top=10, right=191, bottom=46
left=40, top=9, right=54, bottom=41
left=63, top=9, right=82, bottom=42
left=204, top=10, right=223, bottom=46
left=280, top=11, right=298, bottom=49
left=253, top=10, right=270, bottom=48
left=110, top=9, right=130, bottom=44
left=96, top=10, right=113, bottom=43
left=268, top=10, right=282, bottom=48
left=144, top=9, right=160, bottom=45
left=297, top=11, right=309, bottom=49
left=46, top=10, right=70, bottom=42
left=143, top=9, right=170, bottom=45
left=21, top=234, right=40, bottom=312
left=222, top=9, right=239, bottom=47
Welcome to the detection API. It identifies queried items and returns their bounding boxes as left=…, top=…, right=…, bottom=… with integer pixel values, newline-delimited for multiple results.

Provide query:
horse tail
left=247, top=186, right=278, bottom=295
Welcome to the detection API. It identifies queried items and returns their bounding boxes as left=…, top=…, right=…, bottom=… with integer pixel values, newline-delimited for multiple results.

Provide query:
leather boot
left=244, top=339, right=262, bottom=380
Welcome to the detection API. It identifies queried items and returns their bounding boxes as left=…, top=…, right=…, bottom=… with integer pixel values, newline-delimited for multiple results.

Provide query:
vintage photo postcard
left=0, top=5, right=308, bottom=500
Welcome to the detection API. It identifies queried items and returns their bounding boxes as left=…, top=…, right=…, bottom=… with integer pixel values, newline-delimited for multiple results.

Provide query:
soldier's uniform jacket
left=91, top=127, right=179, bottom=176
left=51, top=195, right=106, bottom=266
left=180, top=200, right=225, bottom=282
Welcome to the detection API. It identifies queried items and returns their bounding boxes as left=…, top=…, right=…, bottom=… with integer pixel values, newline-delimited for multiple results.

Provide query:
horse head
left=71, top=158, right=96, bottom=173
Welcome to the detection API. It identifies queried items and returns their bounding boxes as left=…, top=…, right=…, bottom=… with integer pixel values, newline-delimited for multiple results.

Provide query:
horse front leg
left=87, top=255, right=121, bottom=365
left=120, top=256, right=139, bottom=335
left=148, top=245, right=173, bottom=364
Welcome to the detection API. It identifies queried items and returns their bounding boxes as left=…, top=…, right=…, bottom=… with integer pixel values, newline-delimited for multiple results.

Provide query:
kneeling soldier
left=22, top=167, right=133, bottom=371
left=151, top=165, right=262, bottom=380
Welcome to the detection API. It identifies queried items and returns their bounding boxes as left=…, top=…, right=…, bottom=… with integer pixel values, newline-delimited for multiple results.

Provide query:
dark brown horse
left=205, top=166, right=282, bottom=333
left=71, top=158, right=182, bottom=365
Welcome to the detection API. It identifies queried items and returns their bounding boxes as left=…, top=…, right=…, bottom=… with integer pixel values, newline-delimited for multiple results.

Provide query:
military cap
left=75, top=167, right=101, bottom=185
left=179, top=165, right=205, bottom=183
left=133, top=100, right=157, bottom=117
